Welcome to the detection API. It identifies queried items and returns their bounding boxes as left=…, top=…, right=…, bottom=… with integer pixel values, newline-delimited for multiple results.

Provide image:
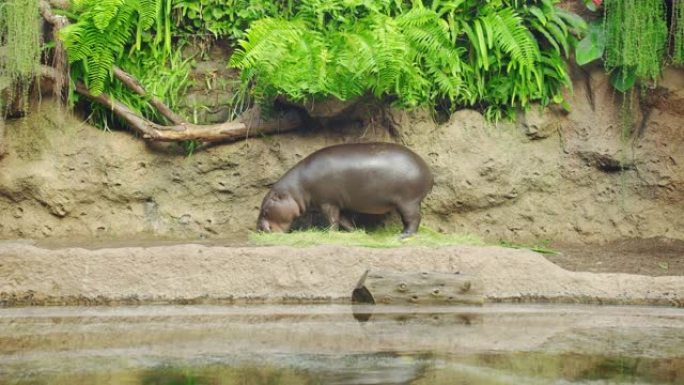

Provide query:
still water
left=0, top=305, right=682, bottom=384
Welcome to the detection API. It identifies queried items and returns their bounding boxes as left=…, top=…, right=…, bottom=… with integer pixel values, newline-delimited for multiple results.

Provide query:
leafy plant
left=231, top=0, right=586, bottom=119
left=172, top=0, right=293, bottom=41
left=90, top=42, right=191, bottom=128
left=575, top=21, right=605, bottom=66
left=60, top=0, right=192, bottom=136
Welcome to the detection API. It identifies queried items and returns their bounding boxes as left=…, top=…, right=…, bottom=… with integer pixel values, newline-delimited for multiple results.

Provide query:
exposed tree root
left=74, top=82, right=302, bottom=142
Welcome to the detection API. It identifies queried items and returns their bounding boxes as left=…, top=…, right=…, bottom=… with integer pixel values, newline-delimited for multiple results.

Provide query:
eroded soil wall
left=0, top=67, right=683, bottom=244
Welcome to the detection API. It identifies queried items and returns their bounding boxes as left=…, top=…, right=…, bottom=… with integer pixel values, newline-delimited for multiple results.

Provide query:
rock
left=577, top=150, right=634, bottom=172
left=519, top=106, right=561, bottom=140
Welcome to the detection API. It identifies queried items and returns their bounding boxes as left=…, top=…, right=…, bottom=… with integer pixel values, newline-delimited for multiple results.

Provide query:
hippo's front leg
left=338, top=214, right=355, bottom=231
left=320, top=203, right=342, bottom=231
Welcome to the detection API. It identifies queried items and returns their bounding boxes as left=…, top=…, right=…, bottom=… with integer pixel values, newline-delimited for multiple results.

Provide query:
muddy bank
left=1, top=242, right=682, bottom=307
left=548, top=237, right=684, bottom=276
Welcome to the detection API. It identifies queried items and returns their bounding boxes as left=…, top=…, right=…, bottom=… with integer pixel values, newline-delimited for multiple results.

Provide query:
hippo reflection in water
left=256, top=142, right=434, bottom=238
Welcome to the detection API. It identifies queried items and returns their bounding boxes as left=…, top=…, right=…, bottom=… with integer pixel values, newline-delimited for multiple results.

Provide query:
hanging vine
left=603, top=0, right=668, bottom=83
left=0, top=0, right=43, bottom=113
left=674, top=0, right=684, bottom=65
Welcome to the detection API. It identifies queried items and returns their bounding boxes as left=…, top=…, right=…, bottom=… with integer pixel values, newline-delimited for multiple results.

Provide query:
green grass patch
left=249, top=226, right=484, bottom=248
left=250, top=225, right=559, bottom=254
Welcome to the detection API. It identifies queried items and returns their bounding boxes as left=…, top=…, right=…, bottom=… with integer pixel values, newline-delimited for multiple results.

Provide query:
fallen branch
left=39, top=0, right=69, bottom=101
left=74, top=82, right=302, bottom=142
left=112, top=66, right=187, bottom=125
left=38, top=0, right=67, bottom=24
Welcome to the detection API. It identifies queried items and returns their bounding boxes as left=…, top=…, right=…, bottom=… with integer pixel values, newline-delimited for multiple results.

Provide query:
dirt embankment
left=0, top=54, right=683, bottom=248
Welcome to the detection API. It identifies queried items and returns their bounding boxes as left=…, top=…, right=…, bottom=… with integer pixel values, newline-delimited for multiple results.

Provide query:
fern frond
left=135, top=0, right=159, bottom=29
left=486, top=8, right=540, bottom=70
left=545, top=18, right=568, bottom=57
left=92, top=0, right=124, bottom=30
left=335, top=29, right=378, bottom=77
left=529, top=19, right=561, bottom=55
left=230, top=18, right=335, bottom=100
left=397, top=8, right=460, bottom=65
left=367, top=15, right=406, bottom=95
left=61, top=0, right=161, bottom=95
left=231, top=18, right=307, bottom=71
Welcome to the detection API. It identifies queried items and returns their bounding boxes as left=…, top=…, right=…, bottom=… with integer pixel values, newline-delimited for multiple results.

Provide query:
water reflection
left=0, top=305, right=682, bottom=385
left=4, top=353, right=681, bottom=385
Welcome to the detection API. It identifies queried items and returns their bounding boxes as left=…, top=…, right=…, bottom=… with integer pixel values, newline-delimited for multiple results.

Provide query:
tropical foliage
left=231, top=0, right=586, bottom=120
left=173, top=0, right=293, bottom=40
left=60, top=0, right=170, bottom=96
left=59, top=0, right=190, bottom=132
left=29, top=0, right=586, bottom=128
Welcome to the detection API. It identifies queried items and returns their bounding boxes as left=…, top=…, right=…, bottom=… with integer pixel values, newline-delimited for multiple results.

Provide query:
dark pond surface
left=0, top=305, right=682, bottom=384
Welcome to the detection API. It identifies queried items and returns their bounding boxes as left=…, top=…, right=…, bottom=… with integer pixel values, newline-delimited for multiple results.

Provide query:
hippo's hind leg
left=396, top=200, right=422, bottom=239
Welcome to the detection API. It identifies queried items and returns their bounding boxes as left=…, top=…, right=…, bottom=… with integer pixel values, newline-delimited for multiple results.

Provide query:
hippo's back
left=290, top=143, right=433, bottom=213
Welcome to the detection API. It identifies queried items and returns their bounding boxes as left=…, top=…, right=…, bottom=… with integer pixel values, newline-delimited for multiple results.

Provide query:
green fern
left=62, top=0, right=191, bottom=137
left=60, top=0, right=161, bottom=95
left=137, top=0, right=158, bottom=29
left=230, top=0, right=584, bottom=118
left=486, top=8, right=540, bottom=71
left=396, top=8, right=465, bottom=103
left=91, top=0, right=123, bottom=30
left=231, top=9, right=470, bottom=107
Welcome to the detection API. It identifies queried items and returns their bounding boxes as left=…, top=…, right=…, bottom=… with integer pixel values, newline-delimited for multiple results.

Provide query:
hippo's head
left=256, top=190, right=300, bottom=233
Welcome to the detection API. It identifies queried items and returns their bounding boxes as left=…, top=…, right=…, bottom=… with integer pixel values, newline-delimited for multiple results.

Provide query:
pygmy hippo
left=256, top=142, right=433, bottom=238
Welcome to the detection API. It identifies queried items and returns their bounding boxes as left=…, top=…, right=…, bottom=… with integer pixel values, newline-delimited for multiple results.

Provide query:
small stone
left=179, top=214, right=192, bottom=225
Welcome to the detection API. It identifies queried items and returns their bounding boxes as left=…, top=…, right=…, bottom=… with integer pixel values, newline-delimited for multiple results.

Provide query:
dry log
left=352, top=270, right=484, bottom=306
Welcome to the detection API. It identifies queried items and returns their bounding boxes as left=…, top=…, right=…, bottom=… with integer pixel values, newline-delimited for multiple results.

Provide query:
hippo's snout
left=257, top=218, right=271, bottom=232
